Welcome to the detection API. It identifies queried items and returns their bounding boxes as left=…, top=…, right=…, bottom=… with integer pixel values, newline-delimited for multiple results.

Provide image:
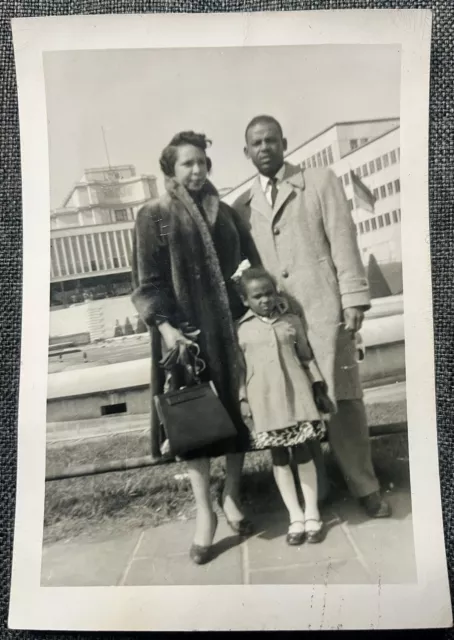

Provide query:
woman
left=131, top=131, right=261, bottom=565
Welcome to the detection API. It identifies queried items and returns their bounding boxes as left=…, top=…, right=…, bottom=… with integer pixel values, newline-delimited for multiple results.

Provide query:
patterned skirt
left=249, top=421, right=326, bottom=450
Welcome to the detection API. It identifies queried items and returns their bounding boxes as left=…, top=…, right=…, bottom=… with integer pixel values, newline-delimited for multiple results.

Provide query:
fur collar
left=164, top=178, right=220, bottom=228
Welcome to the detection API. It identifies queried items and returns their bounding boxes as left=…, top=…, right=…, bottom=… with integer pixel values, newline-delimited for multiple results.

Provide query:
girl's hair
left=238, top=267, right=278, bottom=298
left=159, top=131, right=212, bottom=177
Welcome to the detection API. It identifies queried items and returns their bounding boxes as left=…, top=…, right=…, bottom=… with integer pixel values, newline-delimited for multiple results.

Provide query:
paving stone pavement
left=41, top=488, right=416, bottom=587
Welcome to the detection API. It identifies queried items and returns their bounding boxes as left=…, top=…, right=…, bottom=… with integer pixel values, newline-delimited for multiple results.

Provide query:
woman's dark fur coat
left=131, top=178, right=261, bottom=459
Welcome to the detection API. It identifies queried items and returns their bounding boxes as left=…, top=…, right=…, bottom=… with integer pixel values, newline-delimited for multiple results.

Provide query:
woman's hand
left=158, top=321, right=193, bottom=351
left=240, top=400, right=254, bottom=429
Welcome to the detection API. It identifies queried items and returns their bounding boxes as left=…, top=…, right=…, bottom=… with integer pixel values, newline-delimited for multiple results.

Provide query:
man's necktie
left=269, top=177, right=278, bottom=207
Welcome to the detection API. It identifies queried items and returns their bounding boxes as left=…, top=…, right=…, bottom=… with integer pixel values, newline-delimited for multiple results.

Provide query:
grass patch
left=44, top=422, right=410, bottom=546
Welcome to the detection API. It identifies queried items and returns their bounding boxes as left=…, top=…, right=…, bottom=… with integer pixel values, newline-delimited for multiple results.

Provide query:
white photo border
left=9, top=9, right=452, bottom=631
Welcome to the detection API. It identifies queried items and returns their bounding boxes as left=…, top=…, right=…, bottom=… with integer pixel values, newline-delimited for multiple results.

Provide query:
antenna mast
left=101, top=126, right=112, bottom=168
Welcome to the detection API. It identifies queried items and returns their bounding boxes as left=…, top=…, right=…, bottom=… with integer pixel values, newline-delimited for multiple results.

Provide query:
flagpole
left=349, top=167, right=358, bottom=212
left=101, top=126, right=112, bottom=168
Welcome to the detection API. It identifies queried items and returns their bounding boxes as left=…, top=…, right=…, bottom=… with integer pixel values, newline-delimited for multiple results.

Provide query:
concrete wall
left=47, top=387, right=150, bottom=423
left=50, top=296, right=139, bottom=341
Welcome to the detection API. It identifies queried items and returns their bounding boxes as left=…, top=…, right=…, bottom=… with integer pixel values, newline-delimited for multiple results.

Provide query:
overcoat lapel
left=248, top=163, right=306, bottom=223
left=272, top=164, right=306, bottom=222
left=249, top=177, right=273, bottom=220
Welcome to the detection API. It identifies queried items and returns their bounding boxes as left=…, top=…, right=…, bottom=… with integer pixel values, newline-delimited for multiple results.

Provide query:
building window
left=398, top=208, right=402, bottom=220
left=397, top=147, right=400, bottom=160
left=383, top=153, right=390, bottom=168
left=347, top=199, right=354, bottom=212
left=327, top=146, right=334, bottom=164
left=392, top=210, right=399, bottom=223
left=378, top=215, right=384, bottom=228
left=93, top=234, right=104, bottom=270
left=390, top=150, right=397, bottom=164
left=387, top=182, right=394, bottom=196
left=365, top=219, right=371, bottom=232
left=385, top=213, right=391, bottom=226
left=394, top=179, right=401, bottom=193
left=375, top=157, right=383, bottom=171
left=311, top=155, right=317, bottom=167
left=317, top=152, right=322, bottom=167
left=360, top=137, right=368, bottom=145
left=114, top=209, right=128, bottom=222
left=373, top=188, right=379, bottom=200
left=359, top=222, right=364, bottom=234
left=371, top=218, right=377, bottom=231
left=350, top=139, right=358, bottom=150
left=301, top=160, right=306, bottom=169
left=322, top=149, right=328, bottom=166
left=55, top=238, right=67, bottom=276
left=70, top=236, right=82, bottom=273
left=369, top=160, right=376, bottom=174
left=362, top=164, right=369, bottom=177
left=86, top=235, right=97, bottom=271
left=101, top=233, right=112, bottom=269
left=380, top=185, right=387, bottom=198
left=344, top=173, right=350, bottom=187
left=78, top=235, right=90, bottom=272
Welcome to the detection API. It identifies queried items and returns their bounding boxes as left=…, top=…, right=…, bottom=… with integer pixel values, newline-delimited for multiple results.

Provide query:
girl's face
left=173, top=144, right=208, bottom=192
left=243, top=277, right=278, bottom=317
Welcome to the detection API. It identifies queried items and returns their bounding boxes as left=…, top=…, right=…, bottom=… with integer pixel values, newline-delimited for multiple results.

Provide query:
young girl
left=235, top=266, right=333, bottom=545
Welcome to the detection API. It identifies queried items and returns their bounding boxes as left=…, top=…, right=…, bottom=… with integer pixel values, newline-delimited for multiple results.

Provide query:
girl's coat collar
left=237, top=298, right=289, bottom=326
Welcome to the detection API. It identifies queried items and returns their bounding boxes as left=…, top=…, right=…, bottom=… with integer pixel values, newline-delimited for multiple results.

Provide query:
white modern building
left=50, top=165, right=158, bottom=306
left=222, top=117, right=401, bottom=265
left=50, top=118, right=401, bottom=309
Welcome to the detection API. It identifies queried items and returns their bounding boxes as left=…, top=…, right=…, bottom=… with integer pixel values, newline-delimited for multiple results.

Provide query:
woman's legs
left=186, top=457, right=216, bottom=546
left=222, top=452, right=246, bottom=522
left=272, top=448, right=305, bottom=532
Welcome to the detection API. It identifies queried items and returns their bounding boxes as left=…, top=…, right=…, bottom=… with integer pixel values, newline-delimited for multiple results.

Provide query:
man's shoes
left=359, top=491, right=392, bottom=518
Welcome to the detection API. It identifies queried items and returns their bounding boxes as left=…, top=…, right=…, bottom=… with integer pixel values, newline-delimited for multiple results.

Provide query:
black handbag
left=154, top=335, right=237, bottom=457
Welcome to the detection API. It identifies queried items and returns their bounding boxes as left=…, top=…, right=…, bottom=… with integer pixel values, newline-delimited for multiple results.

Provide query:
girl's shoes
left=304, top=518, right=325, bottom=544
left=286, top=521, right=306, bottom=546
left=189, top=512, right=218, bottom=565
left=286, top=519, right=325, bottom=545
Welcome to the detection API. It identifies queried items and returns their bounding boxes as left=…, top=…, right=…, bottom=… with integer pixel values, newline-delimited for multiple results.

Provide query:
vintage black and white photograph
left=9, top=10, right=451, bottom=632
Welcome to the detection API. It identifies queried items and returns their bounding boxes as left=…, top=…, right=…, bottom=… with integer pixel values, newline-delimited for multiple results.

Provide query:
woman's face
left=173, top=144, right=208, bottom=192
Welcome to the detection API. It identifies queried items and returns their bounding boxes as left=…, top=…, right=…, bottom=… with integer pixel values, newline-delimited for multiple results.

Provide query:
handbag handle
left=160, top=331, right=206, bottom=386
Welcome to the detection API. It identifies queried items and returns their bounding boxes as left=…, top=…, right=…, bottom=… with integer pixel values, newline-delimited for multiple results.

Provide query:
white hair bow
left=231, top=259, right=252, bottom=282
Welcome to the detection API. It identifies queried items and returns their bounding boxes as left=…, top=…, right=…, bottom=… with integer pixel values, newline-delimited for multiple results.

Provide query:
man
left=233, top=115, right=390, bottom=518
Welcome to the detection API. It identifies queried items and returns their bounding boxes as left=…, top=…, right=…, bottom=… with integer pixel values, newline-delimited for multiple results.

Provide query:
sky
left=44, top=45, right=401, bottom=209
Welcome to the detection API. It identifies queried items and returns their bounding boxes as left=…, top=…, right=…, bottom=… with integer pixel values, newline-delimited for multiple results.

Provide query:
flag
left=350, top=170, right=376, bottom=213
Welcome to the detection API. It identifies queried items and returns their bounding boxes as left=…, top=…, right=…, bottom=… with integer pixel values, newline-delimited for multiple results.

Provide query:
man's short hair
left=245, top=115, right=284, bottom=142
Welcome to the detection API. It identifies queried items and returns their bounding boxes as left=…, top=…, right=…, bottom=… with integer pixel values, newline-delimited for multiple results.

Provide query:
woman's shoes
left=189, top=512, right=218, bottom=565
left=304, top=518, right=325, bottom=544
left=286, top=521, right=306, bottom=546
left=218, top=495, right=254, bottom=537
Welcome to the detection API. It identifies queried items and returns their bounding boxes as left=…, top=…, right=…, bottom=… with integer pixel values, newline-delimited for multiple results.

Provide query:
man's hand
left=343, top=307, right=365, bottom=336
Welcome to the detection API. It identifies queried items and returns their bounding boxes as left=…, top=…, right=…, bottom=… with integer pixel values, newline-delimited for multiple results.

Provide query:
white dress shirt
left=259, top=163, right=287, bottom=206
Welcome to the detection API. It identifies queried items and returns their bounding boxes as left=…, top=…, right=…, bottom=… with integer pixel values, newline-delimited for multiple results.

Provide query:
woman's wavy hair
left=159, top=131, right=212, bottom=178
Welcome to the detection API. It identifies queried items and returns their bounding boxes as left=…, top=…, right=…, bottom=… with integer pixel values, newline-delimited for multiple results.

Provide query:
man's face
left=244, top=121, right=287, bottom=177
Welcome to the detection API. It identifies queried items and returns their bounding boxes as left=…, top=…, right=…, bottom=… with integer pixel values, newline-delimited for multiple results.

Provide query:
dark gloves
left=313, top=381, right=335, bottom=414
